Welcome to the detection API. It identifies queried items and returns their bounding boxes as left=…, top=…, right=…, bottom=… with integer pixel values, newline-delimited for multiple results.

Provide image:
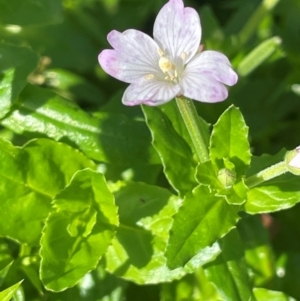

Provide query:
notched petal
left=153, top=0, right=201, bottom=62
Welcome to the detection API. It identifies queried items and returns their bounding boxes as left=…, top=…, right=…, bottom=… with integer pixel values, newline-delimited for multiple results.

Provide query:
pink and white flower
left=98, top=0, right=238, bottom=106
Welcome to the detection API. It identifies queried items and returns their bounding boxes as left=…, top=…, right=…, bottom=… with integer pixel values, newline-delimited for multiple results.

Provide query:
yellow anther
left=158, top=48, right=164, bottom=56
left=181, top=52, right=187, bottom=60
left=145, top=74, right=154, bottom=80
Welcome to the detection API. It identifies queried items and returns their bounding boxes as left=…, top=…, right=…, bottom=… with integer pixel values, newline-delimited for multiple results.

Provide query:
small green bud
left=218, top=168, right=237, bottom=188
left=285, top=146, right=300, bottom=175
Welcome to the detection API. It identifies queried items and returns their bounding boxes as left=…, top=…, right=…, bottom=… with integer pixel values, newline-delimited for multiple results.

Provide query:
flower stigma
left=157, top=49, right=182, bottom=84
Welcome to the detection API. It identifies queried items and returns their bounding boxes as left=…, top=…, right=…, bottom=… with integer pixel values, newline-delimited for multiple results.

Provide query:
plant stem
left=176, top=96, right=209, bottom=163
left=244, top=161, right=288, bottom=188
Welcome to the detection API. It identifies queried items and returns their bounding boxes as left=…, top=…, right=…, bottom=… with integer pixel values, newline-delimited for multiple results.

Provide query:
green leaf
left=0, top=138, right=95, bottom=245
left=0, top=261, right=13, bottom=287
left=0, top=0, right=62, bottom=26
left=166, top=185, right=240, bottom=269
left=210, top=105, right=251, bottom=177
left=105, top=181, right=184, bottom=283
left=40, top=169, right=118, bottom=291
left=237, top=37, right=282, bottom=76
left=0, top=43, right=39, bottom=118
left=105, top=182, right=220, bottom=284
left=204, top=230, right=256, bottom=301
left=219, top=180, right=248, bottom=205
left=196, top=160, right=222, bottom=189
left=142, top=101, right=207, bottom=194
left=196, top=160, right=248, bottom=205
left=245, top=151, right=300, bottom=213
left=253, top=288, right=296, bottom=301
left=246, top=176, right=300, bottom=213
left=0, top=280, right=23, bottom=301
left=1, top=85, right=158, bottom=165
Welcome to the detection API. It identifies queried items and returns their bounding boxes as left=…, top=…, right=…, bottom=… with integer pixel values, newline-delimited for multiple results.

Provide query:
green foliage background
left=0, top=0, right=300, bottom=300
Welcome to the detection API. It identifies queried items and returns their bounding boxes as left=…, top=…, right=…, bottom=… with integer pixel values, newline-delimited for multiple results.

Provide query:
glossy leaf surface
left=40, top=169, right=118, bottom=291
left=166, top=185, right=240, bottom=269
left=0, top=138, right=95, bottom=245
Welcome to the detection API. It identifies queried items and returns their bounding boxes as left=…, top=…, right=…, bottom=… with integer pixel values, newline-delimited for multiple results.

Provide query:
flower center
left=144, top=49, right=187, bottom=84
left=157, top=51, right=179, bottom=84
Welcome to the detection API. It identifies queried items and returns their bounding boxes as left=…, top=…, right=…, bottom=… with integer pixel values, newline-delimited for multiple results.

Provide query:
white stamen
left=159, top=56, right=173, bottom=73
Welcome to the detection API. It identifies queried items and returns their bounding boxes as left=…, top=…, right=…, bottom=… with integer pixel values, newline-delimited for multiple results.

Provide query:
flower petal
left=98, top=30, right=161, bottom=83
left=180, top=72, right=228, bottom=103
left=187, top=50, right=238, bottom=86
left=122, top=78, right=180, bottom=106
left=153, top=0, right=201, bottom=63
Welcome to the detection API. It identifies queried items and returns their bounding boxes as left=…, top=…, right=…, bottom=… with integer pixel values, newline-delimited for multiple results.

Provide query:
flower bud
left=218, top=168, right=237, bottom=188
left=285, top=146, right=300, bottom=175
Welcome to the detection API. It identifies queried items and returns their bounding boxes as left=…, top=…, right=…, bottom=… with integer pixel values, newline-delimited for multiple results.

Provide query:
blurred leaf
left=237, top=36, right=282, bottom=76
left=0, top=43, right=39, bottom=118
left=77, top=265, right=128, bottom=301
left=143, top=101, right=208, bottom=195
left=253, top=288, right=296, bottom=301
left=43, top=68, right=105, bottom=105
left=237, top=215, right=275, bottom=286
left=275, top=252, right=300, bottom=300
left=105, top=182, right=221, bottom=284
left=210, top=105, right=251, bottom=177
left=0, top=0, right=63, bottom=26
left=204, top=230, right=255, bottom=301
left=0, top=240, right=14, bottom=273
left=11, top=286, right=24, bottom=301
left=0, top=261, right=13, bottom=287
left=160, top=268, right=221, bottom=301
left=1, top=85, right=158, bottom=165
left=20, top=263, right=43, bottom=295
left=166, top=185, right=240, bottom=269
left=0, top=280, right=23, bottom=301
left=40, top=169, right=118, bottom=291
left=200, top=5, right=224, bottom=49
left=0, top=138, right=95, bottom=245
left=245, top=151, right=300, bottom=213
left=237, top=0, right=280, bottom=46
